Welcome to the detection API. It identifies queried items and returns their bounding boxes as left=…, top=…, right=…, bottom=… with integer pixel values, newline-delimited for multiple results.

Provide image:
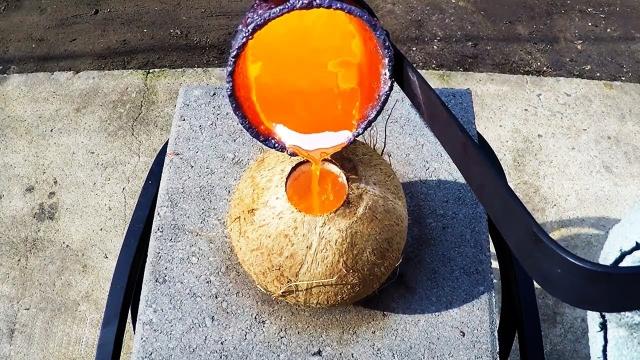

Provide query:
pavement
left=2, top=0, right=640, bottom=83
left=1, top=68, right=639, bottom=359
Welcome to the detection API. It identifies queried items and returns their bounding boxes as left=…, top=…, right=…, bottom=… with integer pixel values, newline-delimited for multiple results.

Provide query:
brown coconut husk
left=226, top=141, right=408, bottom=307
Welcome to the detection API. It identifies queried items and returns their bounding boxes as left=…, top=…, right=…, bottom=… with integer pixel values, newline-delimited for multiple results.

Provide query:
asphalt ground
left=1, top=0, right=639, bottom=82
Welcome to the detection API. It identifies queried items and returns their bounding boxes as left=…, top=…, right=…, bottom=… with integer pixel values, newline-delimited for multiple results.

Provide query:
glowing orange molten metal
left=233, top=8, right=386, bottom=215
left=286, top=161, right=348, bottom=216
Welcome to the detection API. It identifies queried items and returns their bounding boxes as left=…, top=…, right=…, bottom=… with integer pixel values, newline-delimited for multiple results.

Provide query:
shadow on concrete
left=492, top=216, right=619, bottom=359
left=538, top=216, right=619, bottom=360
left=359, top=179, right=493, bottom=315
left=541, top=217, right=620, bottom=262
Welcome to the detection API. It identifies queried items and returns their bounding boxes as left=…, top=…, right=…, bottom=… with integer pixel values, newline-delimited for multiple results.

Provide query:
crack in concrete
left=121, top=185, right=128, bottom=234
left=599, top=241, right=640, bottom=360
left=610, top=242, right=640, bottom=266
left=6, top=308, right=18, bottom=357
left=122, top=70, right=150, bottom=231
left=131, top=70, right=150, bottom=165
left=598, top=312, right=608, bottom=360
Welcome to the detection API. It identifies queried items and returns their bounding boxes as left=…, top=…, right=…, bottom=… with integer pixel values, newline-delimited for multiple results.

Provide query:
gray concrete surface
left=443, top=72, right=640, bottom=359
left=0, top=68, right=639, bottom=359
left=587, top=203, right=640, bottom=360
left=131, top=86, right=496, bottom=359
left=0, top=69, right=224, bottom=359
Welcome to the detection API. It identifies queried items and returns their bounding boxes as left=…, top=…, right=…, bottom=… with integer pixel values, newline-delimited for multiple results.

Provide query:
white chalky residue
left=273, top=123, right=352, bottom=152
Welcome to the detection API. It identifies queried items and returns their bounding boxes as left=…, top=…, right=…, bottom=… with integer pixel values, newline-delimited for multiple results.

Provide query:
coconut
left=226, top=141, right=408, bottom=307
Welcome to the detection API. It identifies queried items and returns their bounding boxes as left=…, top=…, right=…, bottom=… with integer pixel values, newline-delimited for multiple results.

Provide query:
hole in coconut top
left=286, top=159, right=348, bottom=216
left=232, top=7, right=388, bottom=154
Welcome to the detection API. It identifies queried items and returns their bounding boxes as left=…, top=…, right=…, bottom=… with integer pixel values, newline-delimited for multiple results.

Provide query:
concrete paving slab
left=132, top=85, right=496, bottom=359
left=423, top=71, right=640, bottom=360
left=0, top=68, right=638, bottom=359
left=0, top=69, right=224, bottom=359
